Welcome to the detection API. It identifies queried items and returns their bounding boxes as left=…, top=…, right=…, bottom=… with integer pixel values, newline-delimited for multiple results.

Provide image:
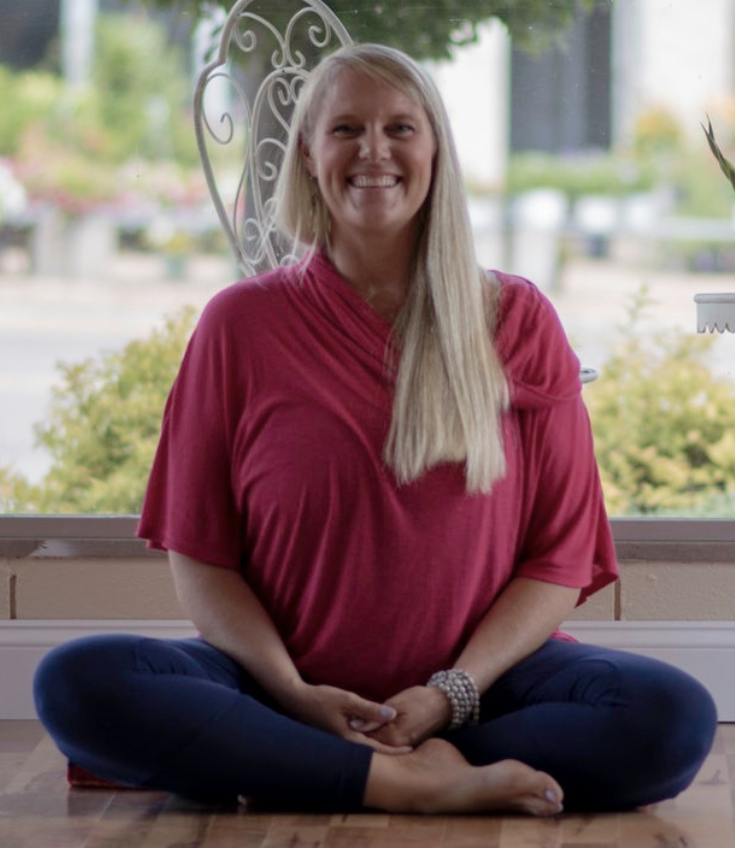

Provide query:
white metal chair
left=193, top=0, right=352, bottom=277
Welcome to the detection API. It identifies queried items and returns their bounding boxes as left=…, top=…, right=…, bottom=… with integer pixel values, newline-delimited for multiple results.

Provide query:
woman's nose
left=359, top=129, right=389, bottom=161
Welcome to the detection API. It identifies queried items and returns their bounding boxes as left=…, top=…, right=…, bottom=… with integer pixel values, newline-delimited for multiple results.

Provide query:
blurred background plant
left=0, top=12, right=206, bottom=219
left=0, top=307, right=198, bottom=514
left=505, top=103, right=735, bottom=220
left=505, top=151, right=653, bottom=199
left=585, top=289, right=735, bottom=516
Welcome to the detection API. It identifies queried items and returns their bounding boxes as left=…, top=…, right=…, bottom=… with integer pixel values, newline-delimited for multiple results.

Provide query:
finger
left=359, top=737, right=414, bottom=756
left=344, top=730, right=412, bottom=756
left=369, top=728, right=407, bottom=748
left=348, top=717, right=388, bottom=733
left=348, top=699, right=397, bottom=725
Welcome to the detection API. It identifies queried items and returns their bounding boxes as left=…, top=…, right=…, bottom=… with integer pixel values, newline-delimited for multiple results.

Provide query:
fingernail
left=380, top=706, right=396, bottom=719
left=349, top=718, right=365, bottom=730
left=544, top=789, right=558, bottom=804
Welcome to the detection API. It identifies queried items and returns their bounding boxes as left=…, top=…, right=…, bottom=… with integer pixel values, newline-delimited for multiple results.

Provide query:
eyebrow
left=327, top=111, right=424, bottom=124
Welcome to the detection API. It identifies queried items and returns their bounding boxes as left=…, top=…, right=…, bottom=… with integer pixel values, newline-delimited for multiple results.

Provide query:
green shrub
left=670, top=147, right=735, bottom=219
left=0, top=66, right=62, bottom=156
left=4, top=10, right=201, bottom=212
left=505, top=121, right=735, bottom=221
left=87, top=14, right=196, bottom=165
left=0, top=307, right=197, bottom=515
left=506, top=152, right=653, bottom=198
left=586, top=293, right=735, bottom=515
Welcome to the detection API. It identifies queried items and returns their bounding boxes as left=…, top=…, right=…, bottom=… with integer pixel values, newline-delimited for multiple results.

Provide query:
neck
left=328, top=232, right=417, bottom=323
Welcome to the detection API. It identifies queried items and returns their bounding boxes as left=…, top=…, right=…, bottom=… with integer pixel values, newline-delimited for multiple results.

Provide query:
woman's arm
left=453, top=576, right=580, bottom=691
left=170, top=551, right=302, bottom=703
left=169, top=551, right=409, bottom=753
left=370, top=576, right=580, bottom=747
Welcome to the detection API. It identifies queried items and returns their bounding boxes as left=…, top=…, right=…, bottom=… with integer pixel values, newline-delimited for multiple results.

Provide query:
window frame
left=1, top=516, right=734, bottom=561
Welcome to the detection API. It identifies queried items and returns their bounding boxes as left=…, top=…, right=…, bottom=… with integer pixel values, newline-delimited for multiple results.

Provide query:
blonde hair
left=274, top=43, right=509, bottom=493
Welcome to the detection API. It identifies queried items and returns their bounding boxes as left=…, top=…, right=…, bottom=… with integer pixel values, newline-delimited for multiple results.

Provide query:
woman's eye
left=333, top=124, right=358, bottom=136
left=391, top=124, right=414, bottom=135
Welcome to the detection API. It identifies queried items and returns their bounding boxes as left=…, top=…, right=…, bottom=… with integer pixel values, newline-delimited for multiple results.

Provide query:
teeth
left=350, top=175, right=398, bottom=188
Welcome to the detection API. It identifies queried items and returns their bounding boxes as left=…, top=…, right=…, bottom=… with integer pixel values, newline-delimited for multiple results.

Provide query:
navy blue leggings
left=33, top=635, right=717, bottom=812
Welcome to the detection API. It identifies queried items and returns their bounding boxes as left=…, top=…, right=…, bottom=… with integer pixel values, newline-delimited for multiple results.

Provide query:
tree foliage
left=0, top=65, right=60, bottom=156
left=140, top=0, right=600, bottom=60
left=88, top=14, right=195, bottom=164
left=1, top=13, right=193, bottom=165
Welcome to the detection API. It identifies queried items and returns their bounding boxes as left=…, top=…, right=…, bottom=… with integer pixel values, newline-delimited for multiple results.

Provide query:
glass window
left=1, top=0, right=734, bottom=519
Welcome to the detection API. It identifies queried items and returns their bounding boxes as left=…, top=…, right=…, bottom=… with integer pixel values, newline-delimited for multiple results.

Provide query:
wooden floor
left=2, top=723, right=735, bottom=848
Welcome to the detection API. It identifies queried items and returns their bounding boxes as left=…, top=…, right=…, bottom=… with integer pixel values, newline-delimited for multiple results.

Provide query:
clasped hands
left=289, top=682, right=454, bottom=755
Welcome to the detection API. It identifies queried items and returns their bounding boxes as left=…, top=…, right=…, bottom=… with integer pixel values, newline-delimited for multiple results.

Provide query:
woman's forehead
left=313, top=66, right=427, bottom=117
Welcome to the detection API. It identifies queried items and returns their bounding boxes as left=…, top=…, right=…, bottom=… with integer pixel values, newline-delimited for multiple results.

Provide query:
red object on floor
left=67, top=762, right=136, bottom=790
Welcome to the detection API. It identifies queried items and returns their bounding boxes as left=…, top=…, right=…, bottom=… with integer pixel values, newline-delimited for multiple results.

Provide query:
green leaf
left=702, top=117, right=735, bottom=194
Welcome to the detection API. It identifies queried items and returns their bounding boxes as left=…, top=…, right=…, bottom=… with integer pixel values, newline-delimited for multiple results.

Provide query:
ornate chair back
left=194, top=0, right=352, bottom=276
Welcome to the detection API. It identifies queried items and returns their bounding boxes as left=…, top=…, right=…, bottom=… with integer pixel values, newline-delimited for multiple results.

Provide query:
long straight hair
left=274, top=44, right=509, bottom=493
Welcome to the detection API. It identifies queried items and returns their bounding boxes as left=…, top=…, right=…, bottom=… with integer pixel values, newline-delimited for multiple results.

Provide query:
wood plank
left=2, top=723, right=735, bottom=848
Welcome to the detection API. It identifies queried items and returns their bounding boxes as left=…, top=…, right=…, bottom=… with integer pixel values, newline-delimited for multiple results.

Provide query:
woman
left=34, top=43, right=716, bottom=816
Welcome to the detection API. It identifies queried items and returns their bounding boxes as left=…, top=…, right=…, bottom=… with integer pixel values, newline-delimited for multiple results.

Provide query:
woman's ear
left=299, top=135, right=316, bottom=177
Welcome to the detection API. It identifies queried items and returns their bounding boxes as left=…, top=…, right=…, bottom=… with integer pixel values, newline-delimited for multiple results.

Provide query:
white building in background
left=430, top=20, right=510, bottom=192
left=612, top=0, right=735, bottom=146
left=433, top=0, right=735, bottom=190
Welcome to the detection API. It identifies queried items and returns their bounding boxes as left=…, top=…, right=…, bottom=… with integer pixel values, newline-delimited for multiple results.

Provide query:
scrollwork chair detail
left=194, top=0, right=353, bottom=276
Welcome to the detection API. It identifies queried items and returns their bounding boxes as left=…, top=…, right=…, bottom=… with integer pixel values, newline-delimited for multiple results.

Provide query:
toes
left=525, top=795, right=564, bottom=817
left=495, top=761, right=564, bottom=817
left=531, top=777, right=563, bottom=816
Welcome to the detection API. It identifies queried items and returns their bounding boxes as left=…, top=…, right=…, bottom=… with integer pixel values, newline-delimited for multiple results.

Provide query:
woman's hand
left=366, top=686, right=452, bottom=749
left=286, top=682, right=413, bottom=755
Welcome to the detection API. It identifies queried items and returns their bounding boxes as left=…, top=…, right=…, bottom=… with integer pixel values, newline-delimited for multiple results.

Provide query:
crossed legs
left=33, top=635, right=716, bottom=814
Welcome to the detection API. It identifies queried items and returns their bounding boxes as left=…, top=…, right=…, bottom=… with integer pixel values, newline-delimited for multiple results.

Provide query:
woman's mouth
left=349, top=174, right=400, bottom=188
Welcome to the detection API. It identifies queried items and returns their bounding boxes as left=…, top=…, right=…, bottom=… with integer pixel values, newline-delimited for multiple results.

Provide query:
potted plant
left=695, top=120, right=735, bottom=332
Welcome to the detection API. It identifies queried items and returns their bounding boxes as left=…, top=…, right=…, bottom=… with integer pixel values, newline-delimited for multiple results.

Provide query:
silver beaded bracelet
left=426, top=668, right=480, bottom=730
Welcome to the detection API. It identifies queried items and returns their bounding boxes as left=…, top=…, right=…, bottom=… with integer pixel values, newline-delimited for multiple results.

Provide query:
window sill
left=0, top=516, right=153, bottom=559
left=1, top=516, right=735, bottom=561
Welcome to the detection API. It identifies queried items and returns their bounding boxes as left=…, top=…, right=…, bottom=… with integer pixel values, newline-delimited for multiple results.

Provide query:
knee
left=626, top=663, right=717, bottom=802
left=33, top=635, right=133, bottom=741
left=34, top=638, right=92, bottom=726
left=655, top=668, right=717, bottom=775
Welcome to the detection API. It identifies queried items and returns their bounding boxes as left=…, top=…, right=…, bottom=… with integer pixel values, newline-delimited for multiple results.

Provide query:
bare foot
left=364, top=738, right=563, bottom=817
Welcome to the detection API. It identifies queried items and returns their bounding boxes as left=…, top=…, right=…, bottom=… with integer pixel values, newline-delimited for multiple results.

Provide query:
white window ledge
left=1, top=516, right=735, bottom=561
left=0, top=516, right=150, bottom=559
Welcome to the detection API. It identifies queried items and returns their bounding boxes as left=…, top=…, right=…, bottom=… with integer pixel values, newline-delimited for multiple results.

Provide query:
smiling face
left=300, top=68, right=437, bottom=253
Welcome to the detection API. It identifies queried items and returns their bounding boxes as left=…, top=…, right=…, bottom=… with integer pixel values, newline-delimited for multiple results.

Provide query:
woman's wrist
left=426, top=668, right=480, bottom=730
left=255, top=666, right=307, bottom=711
